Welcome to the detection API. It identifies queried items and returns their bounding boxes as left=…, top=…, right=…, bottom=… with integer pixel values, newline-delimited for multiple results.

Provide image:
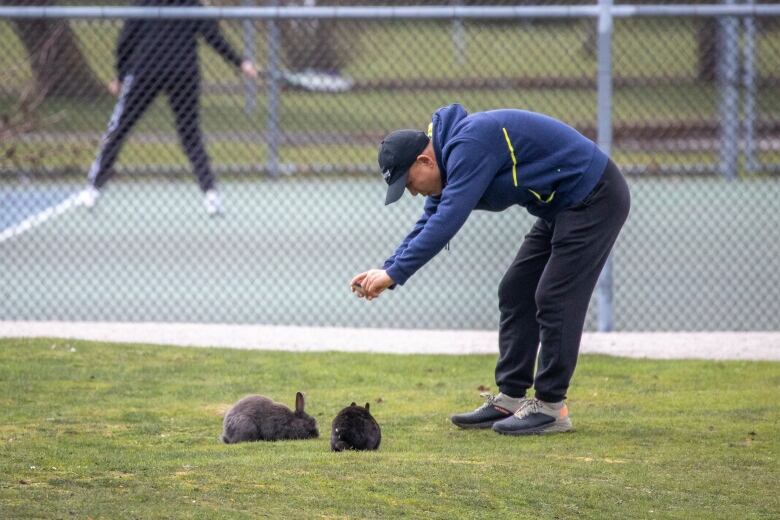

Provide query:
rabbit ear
left=365, top=403, right=370, bottom=411
left=350, top=402, right=357, bottom=407
left=295, top=392, right=305, bottom=413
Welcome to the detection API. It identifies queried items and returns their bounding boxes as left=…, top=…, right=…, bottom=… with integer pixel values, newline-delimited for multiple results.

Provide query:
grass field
left=1, top=338, right=778, bottom=518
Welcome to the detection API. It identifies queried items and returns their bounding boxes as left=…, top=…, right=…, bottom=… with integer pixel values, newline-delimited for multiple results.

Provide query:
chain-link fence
left=1, top=3, right=779, bottom=331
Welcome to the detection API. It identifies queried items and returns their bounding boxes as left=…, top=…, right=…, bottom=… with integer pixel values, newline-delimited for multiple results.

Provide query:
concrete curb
left=2, top=321, right=779, bottom=361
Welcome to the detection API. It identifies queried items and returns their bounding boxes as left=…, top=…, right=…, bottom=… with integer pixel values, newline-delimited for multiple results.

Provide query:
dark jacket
left=384, top=103, right=608, bottom=286
left=116, top=0, right=243, bottom=80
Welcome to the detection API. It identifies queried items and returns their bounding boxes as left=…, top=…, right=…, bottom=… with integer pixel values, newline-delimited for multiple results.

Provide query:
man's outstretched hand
left=350, top=269, right=394, bottom=300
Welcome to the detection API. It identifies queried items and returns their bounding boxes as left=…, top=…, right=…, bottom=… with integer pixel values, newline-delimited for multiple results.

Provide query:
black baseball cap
left=378, top=129, right=430, bottom=205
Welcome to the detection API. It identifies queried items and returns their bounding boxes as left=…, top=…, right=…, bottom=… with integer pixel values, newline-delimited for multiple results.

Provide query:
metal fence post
left=719, top=0, right=740, bottom=180
left=242, top=0, right=257, bottom=115
left=451, top=0, right=466, bottom=67
left=743, top=0, right=758, bottom=173
left=596, top=0, right=615, bottom=332
left=266, top=0, right=281, bottom=177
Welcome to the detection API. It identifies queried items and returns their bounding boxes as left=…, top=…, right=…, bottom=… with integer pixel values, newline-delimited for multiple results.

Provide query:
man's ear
left=417, top=154, right=435, bottom=167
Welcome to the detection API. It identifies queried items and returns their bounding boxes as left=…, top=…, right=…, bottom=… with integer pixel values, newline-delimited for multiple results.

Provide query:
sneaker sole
left=493, top=418, right=573, bottom=436
left=451, top=418, right=508, bottom=429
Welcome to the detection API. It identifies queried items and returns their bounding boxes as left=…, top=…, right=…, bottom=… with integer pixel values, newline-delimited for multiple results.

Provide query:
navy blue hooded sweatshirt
left=383, top=103, right=609, bottom=286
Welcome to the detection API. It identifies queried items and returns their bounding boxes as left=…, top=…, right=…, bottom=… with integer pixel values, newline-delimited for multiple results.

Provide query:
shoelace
left=478, top=392, right=497, bottom=410
left=513, top=397, right=541, bottom=418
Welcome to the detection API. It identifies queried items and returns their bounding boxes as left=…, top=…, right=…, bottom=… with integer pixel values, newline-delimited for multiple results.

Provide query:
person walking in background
left=80, top=0, right=258, bottom=216
left=350, top=103, right=630, bottom=436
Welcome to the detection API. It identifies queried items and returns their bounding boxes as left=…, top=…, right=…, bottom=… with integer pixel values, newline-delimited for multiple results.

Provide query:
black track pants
left=88, top=71, right=214, bottom=192
left=495, top=159, right=631, bottom=402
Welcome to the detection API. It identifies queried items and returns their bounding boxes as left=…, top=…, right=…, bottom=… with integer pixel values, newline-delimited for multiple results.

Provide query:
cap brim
left=384, top=171, right=409, bottom=205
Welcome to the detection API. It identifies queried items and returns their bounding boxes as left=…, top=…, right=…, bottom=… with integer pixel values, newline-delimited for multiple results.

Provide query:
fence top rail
left=0, top=4, right=779, bottom=20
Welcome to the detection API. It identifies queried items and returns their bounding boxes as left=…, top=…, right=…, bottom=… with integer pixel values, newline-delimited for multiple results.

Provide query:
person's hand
left=350, top=269, right=394, bottom=301
left=241, top=60, right=258, bottom=79
left=108, top=79, right=122, bottom=96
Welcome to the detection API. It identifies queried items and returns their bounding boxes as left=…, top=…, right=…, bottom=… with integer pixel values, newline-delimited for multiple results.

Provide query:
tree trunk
left=695, top=18, right=719, bottom=83
left=5, top=0, right=106, bottom=100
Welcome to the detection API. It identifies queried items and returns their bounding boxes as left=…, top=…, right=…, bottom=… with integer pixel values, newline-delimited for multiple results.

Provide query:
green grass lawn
left=1, top=339, right=777, bottom=519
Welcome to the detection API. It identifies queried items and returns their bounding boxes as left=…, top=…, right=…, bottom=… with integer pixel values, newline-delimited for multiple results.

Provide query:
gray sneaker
left=492, top=398, right=572, bottom=436
left=450, top=393, right=527, bottom=429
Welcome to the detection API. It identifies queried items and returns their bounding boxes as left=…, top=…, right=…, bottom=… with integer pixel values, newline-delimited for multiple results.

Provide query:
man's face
left=406, top=153, right=442, bottom=197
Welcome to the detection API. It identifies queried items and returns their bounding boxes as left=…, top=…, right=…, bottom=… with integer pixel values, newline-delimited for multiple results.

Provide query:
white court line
left=0, top=191, right=84, bottom=244
left=1, top=321, right=779, bottom=360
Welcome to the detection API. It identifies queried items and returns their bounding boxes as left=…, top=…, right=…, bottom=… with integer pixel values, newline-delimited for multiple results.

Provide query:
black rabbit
left=221, top=391, right=319, bottom=443
left=330, top=402, right=381, bottom=452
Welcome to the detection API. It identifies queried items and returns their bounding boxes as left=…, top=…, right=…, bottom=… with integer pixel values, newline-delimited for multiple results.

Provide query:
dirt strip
left=1, top=321, right=778, bottom=361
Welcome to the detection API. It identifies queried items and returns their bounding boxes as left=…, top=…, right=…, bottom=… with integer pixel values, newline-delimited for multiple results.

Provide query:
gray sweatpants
left=495, top=159, right=631, bottom=402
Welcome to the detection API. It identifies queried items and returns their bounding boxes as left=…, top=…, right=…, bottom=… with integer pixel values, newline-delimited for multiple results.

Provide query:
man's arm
left=385, top=137, right=503, bottom=286
left=382, top=195, right=441, bottom=271
left=199, top=17, right=243, bottom=68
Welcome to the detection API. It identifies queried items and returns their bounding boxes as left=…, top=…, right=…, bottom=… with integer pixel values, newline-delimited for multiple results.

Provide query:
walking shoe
left=492, top=398, right=572, bottom=436
left=204, top=189, right=223, bottom=217
left=78, top=185, right=100, bottom=209
left=450, top=392, right=527, bottom=429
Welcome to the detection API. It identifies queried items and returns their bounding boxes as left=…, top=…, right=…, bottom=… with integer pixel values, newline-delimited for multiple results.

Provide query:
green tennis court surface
left=2, top=175, right=779, bottom=330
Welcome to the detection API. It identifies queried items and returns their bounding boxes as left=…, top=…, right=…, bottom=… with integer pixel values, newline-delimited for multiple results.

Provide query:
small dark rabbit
left=330, top=402, right=381, bottom=452
left=221, top=391, right=319, bottom=443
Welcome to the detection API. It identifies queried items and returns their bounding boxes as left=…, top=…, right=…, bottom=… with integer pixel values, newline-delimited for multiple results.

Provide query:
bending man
left=351, top=103, right=630, bottom=435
